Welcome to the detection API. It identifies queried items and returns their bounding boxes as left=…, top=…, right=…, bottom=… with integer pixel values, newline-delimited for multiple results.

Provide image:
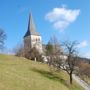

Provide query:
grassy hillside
left=0, top=54, right=84, bottom=90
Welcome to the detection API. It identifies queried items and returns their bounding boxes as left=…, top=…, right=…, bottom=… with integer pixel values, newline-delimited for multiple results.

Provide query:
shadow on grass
left=31, top=68, right=68, bottom=86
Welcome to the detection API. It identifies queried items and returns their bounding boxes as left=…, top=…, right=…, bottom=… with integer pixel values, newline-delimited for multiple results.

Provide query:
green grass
left=87, top=78, right=90, bottom=85
left=81, top=75, right=90, bottom=85
left=0, top=54, right=84, bottom=90
left=84, top=77, right=90, bottom=85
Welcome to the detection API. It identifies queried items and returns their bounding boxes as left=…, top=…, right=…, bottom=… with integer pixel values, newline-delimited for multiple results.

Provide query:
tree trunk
left=70, top=72, right=72, bottom=84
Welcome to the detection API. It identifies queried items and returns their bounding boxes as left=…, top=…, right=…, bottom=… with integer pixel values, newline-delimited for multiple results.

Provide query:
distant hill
left=78, top=56, right=90, bottom=63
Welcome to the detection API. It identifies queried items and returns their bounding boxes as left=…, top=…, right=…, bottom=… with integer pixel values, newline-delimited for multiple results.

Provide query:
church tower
left=24, top=12, right=42, bottom=53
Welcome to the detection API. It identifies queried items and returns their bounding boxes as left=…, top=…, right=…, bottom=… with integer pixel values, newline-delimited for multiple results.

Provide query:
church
left=23, top=13, right=43, bottom=53
left=23, top=12, right=64, bottom=62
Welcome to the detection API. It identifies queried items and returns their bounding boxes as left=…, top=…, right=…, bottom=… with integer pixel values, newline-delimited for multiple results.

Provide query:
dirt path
left=72, top=74, right=90, bottom=90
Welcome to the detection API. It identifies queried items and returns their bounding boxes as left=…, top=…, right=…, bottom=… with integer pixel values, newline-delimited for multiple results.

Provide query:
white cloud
left=45, top=7, right=80, bottom=31
left=53, top=21, right=69, bottom=30
left=77, top=41, right=88, bottom=48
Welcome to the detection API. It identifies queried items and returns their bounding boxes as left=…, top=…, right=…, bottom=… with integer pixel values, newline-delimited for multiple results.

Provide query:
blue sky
left=0, top=0, right=90, bottom=58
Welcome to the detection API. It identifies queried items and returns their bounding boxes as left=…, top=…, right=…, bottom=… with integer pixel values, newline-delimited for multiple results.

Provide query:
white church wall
left=31, top=35, right=43, bottom=53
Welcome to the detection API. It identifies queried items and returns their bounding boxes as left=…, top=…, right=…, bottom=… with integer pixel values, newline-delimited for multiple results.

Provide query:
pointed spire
left=24, top=12, right=40, bottom=38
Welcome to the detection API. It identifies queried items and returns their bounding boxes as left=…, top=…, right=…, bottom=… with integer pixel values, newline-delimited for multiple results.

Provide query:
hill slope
left=0, top=54, right=84, bottom=90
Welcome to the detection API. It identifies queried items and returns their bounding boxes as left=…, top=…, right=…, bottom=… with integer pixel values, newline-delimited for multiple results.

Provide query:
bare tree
left=78, top=61, right=90, bottom=78
left=14, top=43, right=43, bottom=62
left=46, top=36, right=63, bottom=68
left=0, top=29, right=6, bottom=50
left=25, top=47, right=43, bottom=62
left=61, top=41, right=78, bottom=84
left=14, top=43, right=25, bottom=57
